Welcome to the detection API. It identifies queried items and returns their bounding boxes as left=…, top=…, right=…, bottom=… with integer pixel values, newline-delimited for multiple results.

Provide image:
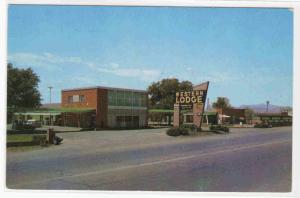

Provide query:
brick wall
left=61, top=88, right=109, bottom=128
left=61, top=88, right=98, bottom=109
left=96, top=88, right=108, bottom=128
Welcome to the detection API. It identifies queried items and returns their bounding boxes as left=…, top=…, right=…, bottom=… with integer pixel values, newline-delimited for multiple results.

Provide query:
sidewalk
left=229, top=124, right=254, bottom=128
left=37, top=125, right=82, bottom=132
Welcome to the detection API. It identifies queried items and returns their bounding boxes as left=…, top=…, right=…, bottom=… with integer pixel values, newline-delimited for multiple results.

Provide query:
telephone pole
left=48, top=86, right=53, bottom=104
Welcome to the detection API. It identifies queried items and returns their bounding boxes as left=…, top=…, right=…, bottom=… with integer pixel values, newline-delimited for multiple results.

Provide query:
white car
left=25, top=119, right=42, bottom=128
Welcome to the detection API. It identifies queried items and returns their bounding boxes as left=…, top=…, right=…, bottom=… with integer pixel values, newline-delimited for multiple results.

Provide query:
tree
left=147, top=78, right=193, bottom=126
left=212, top=97, right=231, bottom=110
left=7, top=63, right=41, bottom=109
left=245, top=107, right=255, bottom=124
left=147, top=78, right=193, bottom=109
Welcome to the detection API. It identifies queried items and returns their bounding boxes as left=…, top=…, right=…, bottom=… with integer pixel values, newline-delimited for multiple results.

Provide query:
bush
left=32, top=135, right=47, bottom=145
left=179, top=126, right=189, bottom=136
left=181, top=124, right=197, bottom=131
left=254, top=123, right=272, bottom=128
left=181, top=124, right=204, bottom=132
left=166, top=127, right=190, bottom=136
left=166, top=127, right=181, bottom=136
left=210, top=125, right=230, bottom=133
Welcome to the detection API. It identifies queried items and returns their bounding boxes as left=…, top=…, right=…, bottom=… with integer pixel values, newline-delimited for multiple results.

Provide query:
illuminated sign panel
left=175, top=90, right=207, bottom=104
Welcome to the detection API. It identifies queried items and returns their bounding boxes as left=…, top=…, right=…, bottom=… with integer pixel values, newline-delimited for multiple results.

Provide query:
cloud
left=8, top=52, right=86, bottom=70
left=90, top=63, right=161, bottom=82
left=8, top=52, right=162, bottom=82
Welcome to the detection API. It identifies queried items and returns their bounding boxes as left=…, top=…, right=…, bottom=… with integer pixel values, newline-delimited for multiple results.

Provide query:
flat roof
left=148, top=109, right=218, bottom=115
left=62, top=86, right=147, bottom=93
left=14, top=107, right=96, bottom=114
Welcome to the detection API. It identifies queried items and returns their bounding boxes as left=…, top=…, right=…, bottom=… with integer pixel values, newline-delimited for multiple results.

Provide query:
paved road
left=6, top=127, right=292, bottom=192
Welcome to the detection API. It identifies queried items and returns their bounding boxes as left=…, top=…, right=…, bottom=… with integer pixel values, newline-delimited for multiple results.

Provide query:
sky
left=7, top=5, right=293, bottom=107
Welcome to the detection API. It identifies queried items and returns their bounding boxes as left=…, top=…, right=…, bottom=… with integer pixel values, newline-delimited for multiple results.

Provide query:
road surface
left=6, top=127, right=292, bottom=192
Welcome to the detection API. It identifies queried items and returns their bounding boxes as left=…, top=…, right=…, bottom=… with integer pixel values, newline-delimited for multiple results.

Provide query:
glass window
left=124, top=91, right=132, bottom=106
left=79, top=95, right=85, bottom=102
left=141, top=93, right=147, bottom=107
left=132, top=92, right=140, bottom=106
left=73, top=95, right=79, bottom=102
left=68, top=96, right=73, bottom=103
left=108, top=90, right=116, bottom=106
left=117, top=90, right=125, bottom=106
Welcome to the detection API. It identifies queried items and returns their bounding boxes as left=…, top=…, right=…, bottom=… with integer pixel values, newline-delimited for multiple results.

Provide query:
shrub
left=179, top=126, right=189, bottom=136
left=254, top=123, right=272, bottom=128
left=166, top=127, right=181, bottom=136
left=181, top=124, right=197, bottom=131
left=210, top=125, right=230, bottom=133
left=32, top=135, right=47, bottom=145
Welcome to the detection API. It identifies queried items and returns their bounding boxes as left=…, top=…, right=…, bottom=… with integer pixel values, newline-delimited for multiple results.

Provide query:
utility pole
left=206, top=98, right=210, bottom=111
left=266, top=101, right=270, bottom=113
left=48, top=86, right=53, bottom=104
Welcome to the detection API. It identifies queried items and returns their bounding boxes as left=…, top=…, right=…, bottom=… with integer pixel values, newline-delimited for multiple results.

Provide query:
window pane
left=73, top=95, right=79, bottom=102
left=141, top=93, right=147, bottom=107
left=108, top=90, right=116, bottom=106
left=68, top=96, right=73, bottom=103
left=79, top=95, right=85, bottom=102
left=124, top=91, right=132, bottom=106
left=117, top=90, right=124, bottom=106
left=132, top=92, right=139, bottom=106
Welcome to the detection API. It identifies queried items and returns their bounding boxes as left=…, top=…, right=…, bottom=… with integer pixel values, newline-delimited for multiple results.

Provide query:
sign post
left=173, top=81, right=209, bottom=129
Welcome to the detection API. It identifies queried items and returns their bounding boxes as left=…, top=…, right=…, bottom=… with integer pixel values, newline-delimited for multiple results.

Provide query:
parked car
left=25, top=119, right=42, bottom=128
left=12, top=120, right=36, bottom=132
left=254, top=123, right=273, bottom=128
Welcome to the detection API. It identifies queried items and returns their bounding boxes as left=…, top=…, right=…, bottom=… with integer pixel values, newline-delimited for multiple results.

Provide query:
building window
left=108, top=90, right=147, bottom=107
left=68, top=96, right=73, bottom=103
left=67, top=95, right=84, bottom=103
left=79, top=95, right=85, bottom=102
left=124, top=92, right=132, bottom=106
left=73, top=95, right=79, bottom=102
left=108, top=90, right=116, bottom=106
left=117, top=90, right=125, bottom=106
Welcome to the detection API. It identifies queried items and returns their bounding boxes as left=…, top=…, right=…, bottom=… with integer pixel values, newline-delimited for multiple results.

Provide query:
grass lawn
left=7, top=134, right=35, bottom=143
left=7, top=134, right=47, bottom=151
left=7, top=134, right=46, bottom=143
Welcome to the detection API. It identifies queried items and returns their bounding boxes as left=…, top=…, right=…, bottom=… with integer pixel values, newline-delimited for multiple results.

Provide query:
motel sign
left=173, top=81, right=209, bottom=128
left=175, top=90, right=207, bottom=105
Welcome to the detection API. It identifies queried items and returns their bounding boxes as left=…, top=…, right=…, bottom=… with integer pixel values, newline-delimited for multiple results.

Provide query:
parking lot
left=7, top=127, right=292, bottom=191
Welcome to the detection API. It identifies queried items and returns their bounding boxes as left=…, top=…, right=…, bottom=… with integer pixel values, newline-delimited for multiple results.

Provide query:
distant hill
left=238, top=104, right=292, bottom=113
left=41, top=103, right=61, bottom=109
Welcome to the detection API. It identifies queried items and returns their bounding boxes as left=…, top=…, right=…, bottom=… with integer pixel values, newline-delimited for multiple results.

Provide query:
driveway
left=6, top=127, right=292, bottom=191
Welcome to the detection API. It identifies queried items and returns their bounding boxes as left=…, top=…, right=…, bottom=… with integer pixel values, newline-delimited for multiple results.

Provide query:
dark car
left=12, top=120, right=36, bottom=132
left=254, top=123, right=273, bottom=128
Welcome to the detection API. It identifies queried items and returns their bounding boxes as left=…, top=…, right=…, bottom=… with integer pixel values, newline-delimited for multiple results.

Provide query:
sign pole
left=198, top=82, right=209, bottom=129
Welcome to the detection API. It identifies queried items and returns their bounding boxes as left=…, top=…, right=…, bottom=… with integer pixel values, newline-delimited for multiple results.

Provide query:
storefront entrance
left=116, top=116, right=139, bottom=128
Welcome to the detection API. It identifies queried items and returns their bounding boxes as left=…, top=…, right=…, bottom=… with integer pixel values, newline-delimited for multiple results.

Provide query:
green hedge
left=209, top=125, right=230, bottom=133
left=166, top=127, right=189, bottom=136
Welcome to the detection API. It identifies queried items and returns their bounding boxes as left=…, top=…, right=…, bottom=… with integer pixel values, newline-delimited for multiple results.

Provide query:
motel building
left=13, top=86, right=148, bottom=129
left=61, top=86, right=148, bottom=128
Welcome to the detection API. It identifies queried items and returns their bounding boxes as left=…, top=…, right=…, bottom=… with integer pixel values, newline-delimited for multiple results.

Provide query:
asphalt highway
left=6, top=127, right=292, bottom=192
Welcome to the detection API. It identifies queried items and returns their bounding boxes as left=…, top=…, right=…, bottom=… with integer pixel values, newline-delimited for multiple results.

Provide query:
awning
left=14, top=112, right=61, bottom=116
left=13, top=107, right=96, bottom=115
left=221, top=114, right=231, bottom=118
